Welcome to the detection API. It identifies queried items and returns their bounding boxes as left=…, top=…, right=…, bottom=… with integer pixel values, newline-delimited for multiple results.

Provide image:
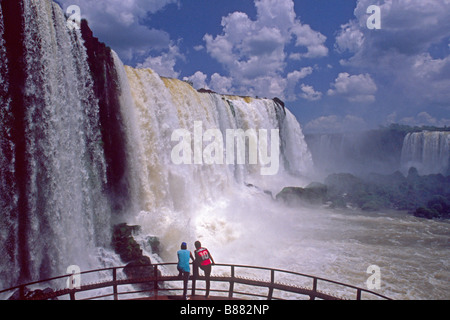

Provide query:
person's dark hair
left=181, top=242, right=187, bottom=250
left=194, top=241, right=201, bottom=249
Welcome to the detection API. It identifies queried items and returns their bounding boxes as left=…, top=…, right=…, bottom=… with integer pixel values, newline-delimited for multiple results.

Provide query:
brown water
left=143, top=193, right=449, bottom=300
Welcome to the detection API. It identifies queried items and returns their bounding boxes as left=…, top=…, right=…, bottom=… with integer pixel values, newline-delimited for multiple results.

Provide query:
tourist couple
left=177, top=241, right=215, bottom=300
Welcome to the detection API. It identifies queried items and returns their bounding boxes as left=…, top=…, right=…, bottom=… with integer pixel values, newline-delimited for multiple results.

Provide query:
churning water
left=0, top=0, right=448, bottom=300
left=115, top=63, right=449, bottom=300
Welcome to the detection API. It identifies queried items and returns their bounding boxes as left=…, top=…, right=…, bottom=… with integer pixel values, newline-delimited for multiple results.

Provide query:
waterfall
left=112, top=59, right=313, bottom=260
left=0, top=1, right=17, bottom=288
left=116, top=63, right=313, bottom=214
left=0, top=0, right=314, bottom=289
left=0, top=0, right=112, bottom=287
left=2, top=0, right=448, bottom=301
left=401, top=132, right=450, bottom=175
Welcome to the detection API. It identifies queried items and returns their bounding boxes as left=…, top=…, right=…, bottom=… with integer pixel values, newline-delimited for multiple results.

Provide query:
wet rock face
left=111, top=223, right=160, bottom=291
left=111, top=223, right=144, bottom=263
left=80, top=19, right=131, bottom=215
left=276, top=184, right=327, bottom=206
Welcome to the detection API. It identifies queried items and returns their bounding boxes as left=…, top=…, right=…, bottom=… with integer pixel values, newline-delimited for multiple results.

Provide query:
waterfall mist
left=0, top=0, right=448, bottom=301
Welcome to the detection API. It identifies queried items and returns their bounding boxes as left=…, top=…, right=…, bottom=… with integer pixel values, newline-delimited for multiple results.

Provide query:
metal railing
left=0, top=263, right=392, bottom=300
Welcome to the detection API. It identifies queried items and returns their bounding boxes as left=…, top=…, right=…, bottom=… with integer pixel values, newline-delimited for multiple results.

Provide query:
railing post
left=113, top=268, right=118, bottom=300
left=267, top=269, right=275, bottom=300
left=310, top=277, right=318, bottom=300
left=19, top=285, right=25, bottom=300
left=153, top=264, right=159, bottom=298
left=228, top=265, right=235, bottom=299
left=356, top=288, right=362, bottom=300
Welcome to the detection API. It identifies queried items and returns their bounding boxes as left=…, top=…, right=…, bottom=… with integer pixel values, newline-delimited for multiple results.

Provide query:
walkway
left=0, top=263, right=392, bottom=300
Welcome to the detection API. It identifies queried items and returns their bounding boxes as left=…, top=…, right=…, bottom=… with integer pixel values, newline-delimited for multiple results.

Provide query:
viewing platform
left=0, top=263, right=392, bottom=300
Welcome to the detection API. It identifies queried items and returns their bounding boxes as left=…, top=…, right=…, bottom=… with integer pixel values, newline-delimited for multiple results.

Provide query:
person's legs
left=203, top=265, right=212, bottom=298
left=182, top=271, right=189, bottom=299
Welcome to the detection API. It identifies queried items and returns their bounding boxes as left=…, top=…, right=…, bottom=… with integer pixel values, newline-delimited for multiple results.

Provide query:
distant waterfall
left=401, top=132, right=450, bottom=175
left=0, top=0, right=111, bottom=287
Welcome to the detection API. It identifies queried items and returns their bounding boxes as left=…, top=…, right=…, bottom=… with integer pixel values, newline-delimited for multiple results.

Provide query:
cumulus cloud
left=210, top=73, right=233, bottom=94
left=183, top=71, right=208, bottom=90
left=399, top=112, right=450, bottom=128
left=202, top=0, right=327, bottom=98
left=185, top=65, right=315, bottom=101
left=338, top=0, right=450, bottom=62
left=335, top=20, right=364, bottom=53
left=182, top=71, right=235, bottom=95
left=56, top=0, right=178, bottom=63
left=304, top=115, right=368, bottom=134
left=291, top=23, right=328, bottom=58
left=299, top=84, right=322, bottom=101
left=335, top=0, right=450, bottom=114
left=136, top=44, right=184, bottom=78
left=327, top=73, right=377, bottom=103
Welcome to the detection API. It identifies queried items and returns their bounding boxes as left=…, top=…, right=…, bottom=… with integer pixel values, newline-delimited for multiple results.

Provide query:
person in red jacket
left=191, top=240, right=215, bottom=298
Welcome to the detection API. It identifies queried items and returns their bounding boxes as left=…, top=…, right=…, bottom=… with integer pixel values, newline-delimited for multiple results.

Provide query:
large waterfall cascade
left=1, top=1, right=448, bottom=301
left=0, top=0, right=313, bottom=288
left=0, top=0, right=113, bottom=287
left=114, top=56, right=314, bottom=261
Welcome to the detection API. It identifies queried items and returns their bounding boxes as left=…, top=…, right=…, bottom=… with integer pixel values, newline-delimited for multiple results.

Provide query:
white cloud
left=210, top=73, right=233, bottom=94
left=291, top=23, right=328, bottom=58
left=343, top=0, right=450, bottom=60
left=305, top=115, right=368, bottom=133
left=328, top=72, right=377, bottom=103
left=183, top=71, right=208, bottom=90
left=288, top=67, right=313, bottom=81
left=283, top=67, right=319, bottom=101
left=288, top=53, right=302, bottom=61
left=203, top=0, right=327, bottom=98
left=182, top=72, right=233, bottom=95
left=399, top=112, right=450, bottom=128
left=57, top=0, right=178, bottom=63
left=61, top=0, right=179, bottom=26
left=335, top=20, right=364, bottom=53
left=335, top=0, right=450, bottom=114
left=299, top=84, right=322, bottom=101
left=136, top=44, right=183, bottom=77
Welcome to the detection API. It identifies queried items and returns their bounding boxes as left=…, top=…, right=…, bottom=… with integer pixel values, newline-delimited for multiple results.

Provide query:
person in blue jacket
left=177, top=242, right=194, bottom=300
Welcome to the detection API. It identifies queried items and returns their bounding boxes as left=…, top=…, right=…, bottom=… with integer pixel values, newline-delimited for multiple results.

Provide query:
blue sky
left=58, top=0, right=450, bottom=133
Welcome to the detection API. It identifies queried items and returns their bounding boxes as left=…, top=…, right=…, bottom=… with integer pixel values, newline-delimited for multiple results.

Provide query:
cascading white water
left=112, top=59, right=449, bottom=300
left=1, top=0, right=448, bottom=300
left=0, top=0, right=114, bottom=288
left=0, top=2, right=17, bottom=288
left=401, top=131, right=450, bottom=175
left=112, top=60, right=314, bottom=261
